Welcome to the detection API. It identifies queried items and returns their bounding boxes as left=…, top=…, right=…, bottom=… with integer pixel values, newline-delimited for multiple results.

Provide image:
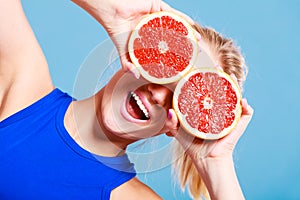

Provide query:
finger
left=230, top=73, right=239, bottom=85
left=241, top=98, right=254, bottom=116
left=224, top=98, right=254, bottom=144
left=165, top=109, right=179, bottom=135
left=214, top=65, right=224, bottom=71
left=150, top=0, right=163, bottom=12
left=128, top=64, right=140, bottom=79
left=120, top=55, right=140, bottom=79
left=160, top=1, right=172, bottom=11
left=193, top=29, right=202, bottom=41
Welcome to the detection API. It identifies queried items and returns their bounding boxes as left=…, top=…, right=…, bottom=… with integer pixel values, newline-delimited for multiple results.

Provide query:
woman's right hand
left=72, top=0, right=199, bottom=78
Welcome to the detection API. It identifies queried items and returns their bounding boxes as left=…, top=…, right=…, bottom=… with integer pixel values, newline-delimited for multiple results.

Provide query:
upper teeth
left=131, top=92, right=149, bottom=118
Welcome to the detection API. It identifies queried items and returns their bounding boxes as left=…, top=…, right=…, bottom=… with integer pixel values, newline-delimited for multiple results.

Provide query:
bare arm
left=196, top=157, right=245, bottom=199
left=192, top=100, right=253, bottom=199
left=171, top=99, right=254, bottom=199
left=0, top=0, right=53, bottom=120
left=71, top=0, right=197, bottom=78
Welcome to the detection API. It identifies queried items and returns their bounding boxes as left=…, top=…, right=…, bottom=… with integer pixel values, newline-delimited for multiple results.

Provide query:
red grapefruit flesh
left=128, top=11, right=198, bottom=84
left=173, top=68, right=242, bottom=140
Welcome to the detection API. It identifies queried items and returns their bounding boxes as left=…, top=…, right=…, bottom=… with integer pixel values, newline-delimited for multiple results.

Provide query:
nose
left=147, top=84, right=173, bottom=107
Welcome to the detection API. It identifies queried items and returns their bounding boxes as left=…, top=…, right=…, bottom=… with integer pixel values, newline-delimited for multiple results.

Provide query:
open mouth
left=126, top=91, right=150, bottom=120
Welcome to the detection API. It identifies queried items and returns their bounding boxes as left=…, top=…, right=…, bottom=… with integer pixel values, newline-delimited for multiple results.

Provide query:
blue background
left=23, top=0, right=300, bottom=199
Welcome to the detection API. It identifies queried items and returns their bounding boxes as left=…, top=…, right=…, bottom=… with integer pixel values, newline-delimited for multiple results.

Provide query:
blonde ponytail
left=172, top=23, right=247, bottom=199
left=173, top=142, right=210, bottom=199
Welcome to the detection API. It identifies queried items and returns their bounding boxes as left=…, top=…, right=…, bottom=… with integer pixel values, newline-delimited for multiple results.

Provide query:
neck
left=65, top=88, right=136, bottom=157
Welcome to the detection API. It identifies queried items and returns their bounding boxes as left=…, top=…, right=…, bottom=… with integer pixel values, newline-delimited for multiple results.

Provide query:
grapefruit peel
left=173, top=68, right=242, bottom=140
left=128, top=11, right=198, bottom=84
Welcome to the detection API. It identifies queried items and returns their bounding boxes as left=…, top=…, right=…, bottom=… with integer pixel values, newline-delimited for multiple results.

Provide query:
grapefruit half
left=128, top=11, right=198, bottom=84
left=173, top=68, right=242, bottom=140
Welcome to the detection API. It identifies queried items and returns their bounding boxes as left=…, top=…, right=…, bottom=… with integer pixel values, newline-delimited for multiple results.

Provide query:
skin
left=0, top=0, right=254, bottom=199
left=65, top=71, right=175, bottom=157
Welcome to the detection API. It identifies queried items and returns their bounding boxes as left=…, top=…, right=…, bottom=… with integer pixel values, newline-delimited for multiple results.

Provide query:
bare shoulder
left=110, top=177, right=162, bottom=200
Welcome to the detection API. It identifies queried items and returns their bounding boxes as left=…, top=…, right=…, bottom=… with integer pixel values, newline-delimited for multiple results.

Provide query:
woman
left=0, top=0, right=253, bottom=199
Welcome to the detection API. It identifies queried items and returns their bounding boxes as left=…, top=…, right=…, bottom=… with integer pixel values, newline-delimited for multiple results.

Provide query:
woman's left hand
left=167, top=98, right=254, bottom=163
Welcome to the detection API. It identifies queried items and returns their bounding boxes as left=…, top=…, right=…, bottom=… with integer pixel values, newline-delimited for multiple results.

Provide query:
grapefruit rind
left=128, top=11, right=198, bottom=84
left=173, top=68, right=242, bottom=140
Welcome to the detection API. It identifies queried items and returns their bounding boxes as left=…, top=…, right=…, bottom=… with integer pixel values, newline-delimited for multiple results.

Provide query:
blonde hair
left=172, top=23, right=247, bottom=200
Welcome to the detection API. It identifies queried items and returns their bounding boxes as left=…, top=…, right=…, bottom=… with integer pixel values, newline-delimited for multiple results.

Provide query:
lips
left=126, top=91, right=150, bottom=120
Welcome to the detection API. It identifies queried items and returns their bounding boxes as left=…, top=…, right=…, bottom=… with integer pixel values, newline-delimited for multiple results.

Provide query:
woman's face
left=99, top=41, right=217, bottom=141
left=100, top=70, right=175, bottom=140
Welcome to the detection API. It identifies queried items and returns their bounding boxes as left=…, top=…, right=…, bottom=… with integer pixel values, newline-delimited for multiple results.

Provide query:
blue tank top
left=0, top=89, right=136, bottom=200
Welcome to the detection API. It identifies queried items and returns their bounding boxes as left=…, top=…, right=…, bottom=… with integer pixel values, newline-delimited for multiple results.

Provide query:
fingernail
left=130, top=67, right=140, bottom=79
left=195, top=32, right=202, bottom=41
left=168, top=110, right=172, bottom=119
left=243, top=98, right=248, bottom=105
left=215, top=65, right=223, bottom=71
left=230, top=73, right=237, bottom=79
left=136, top=72, right=140, bottom=79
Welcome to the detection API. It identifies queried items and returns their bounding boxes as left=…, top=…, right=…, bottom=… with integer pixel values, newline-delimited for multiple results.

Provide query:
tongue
left=128, top=96, right=144, bottom=119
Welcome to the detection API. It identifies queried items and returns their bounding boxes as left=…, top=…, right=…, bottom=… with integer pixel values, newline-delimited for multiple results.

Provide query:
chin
left=101, top=108, right=124, bottom=135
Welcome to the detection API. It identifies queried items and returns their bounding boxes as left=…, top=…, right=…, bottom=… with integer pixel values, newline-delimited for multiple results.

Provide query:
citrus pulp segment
left=173, top=68, right=242, bottom=140
left=128, top=11, right=198, bottom=84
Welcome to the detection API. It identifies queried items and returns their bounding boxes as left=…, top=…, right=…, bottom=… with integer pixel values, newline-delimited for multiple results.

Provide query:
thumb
left=120, top=54, right=140, bottom=79
left=165, top=109, right=179, bottom=137
left=224, top=98, right=254, bottom=146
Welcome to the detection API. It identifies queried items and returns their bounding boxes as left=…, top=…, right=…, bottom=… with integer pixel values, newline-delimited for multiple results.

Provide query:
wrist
left=71, top=0, right=116, bottom=27
left=195, top=156, right=244, bottom=200
left=196, top=155, right=234, bottom=177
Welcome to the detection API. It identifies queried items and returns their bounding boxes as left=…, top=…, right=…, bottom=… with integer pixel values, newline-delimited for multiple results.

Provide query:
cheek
left=100, top=102, right=122, bottom=133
